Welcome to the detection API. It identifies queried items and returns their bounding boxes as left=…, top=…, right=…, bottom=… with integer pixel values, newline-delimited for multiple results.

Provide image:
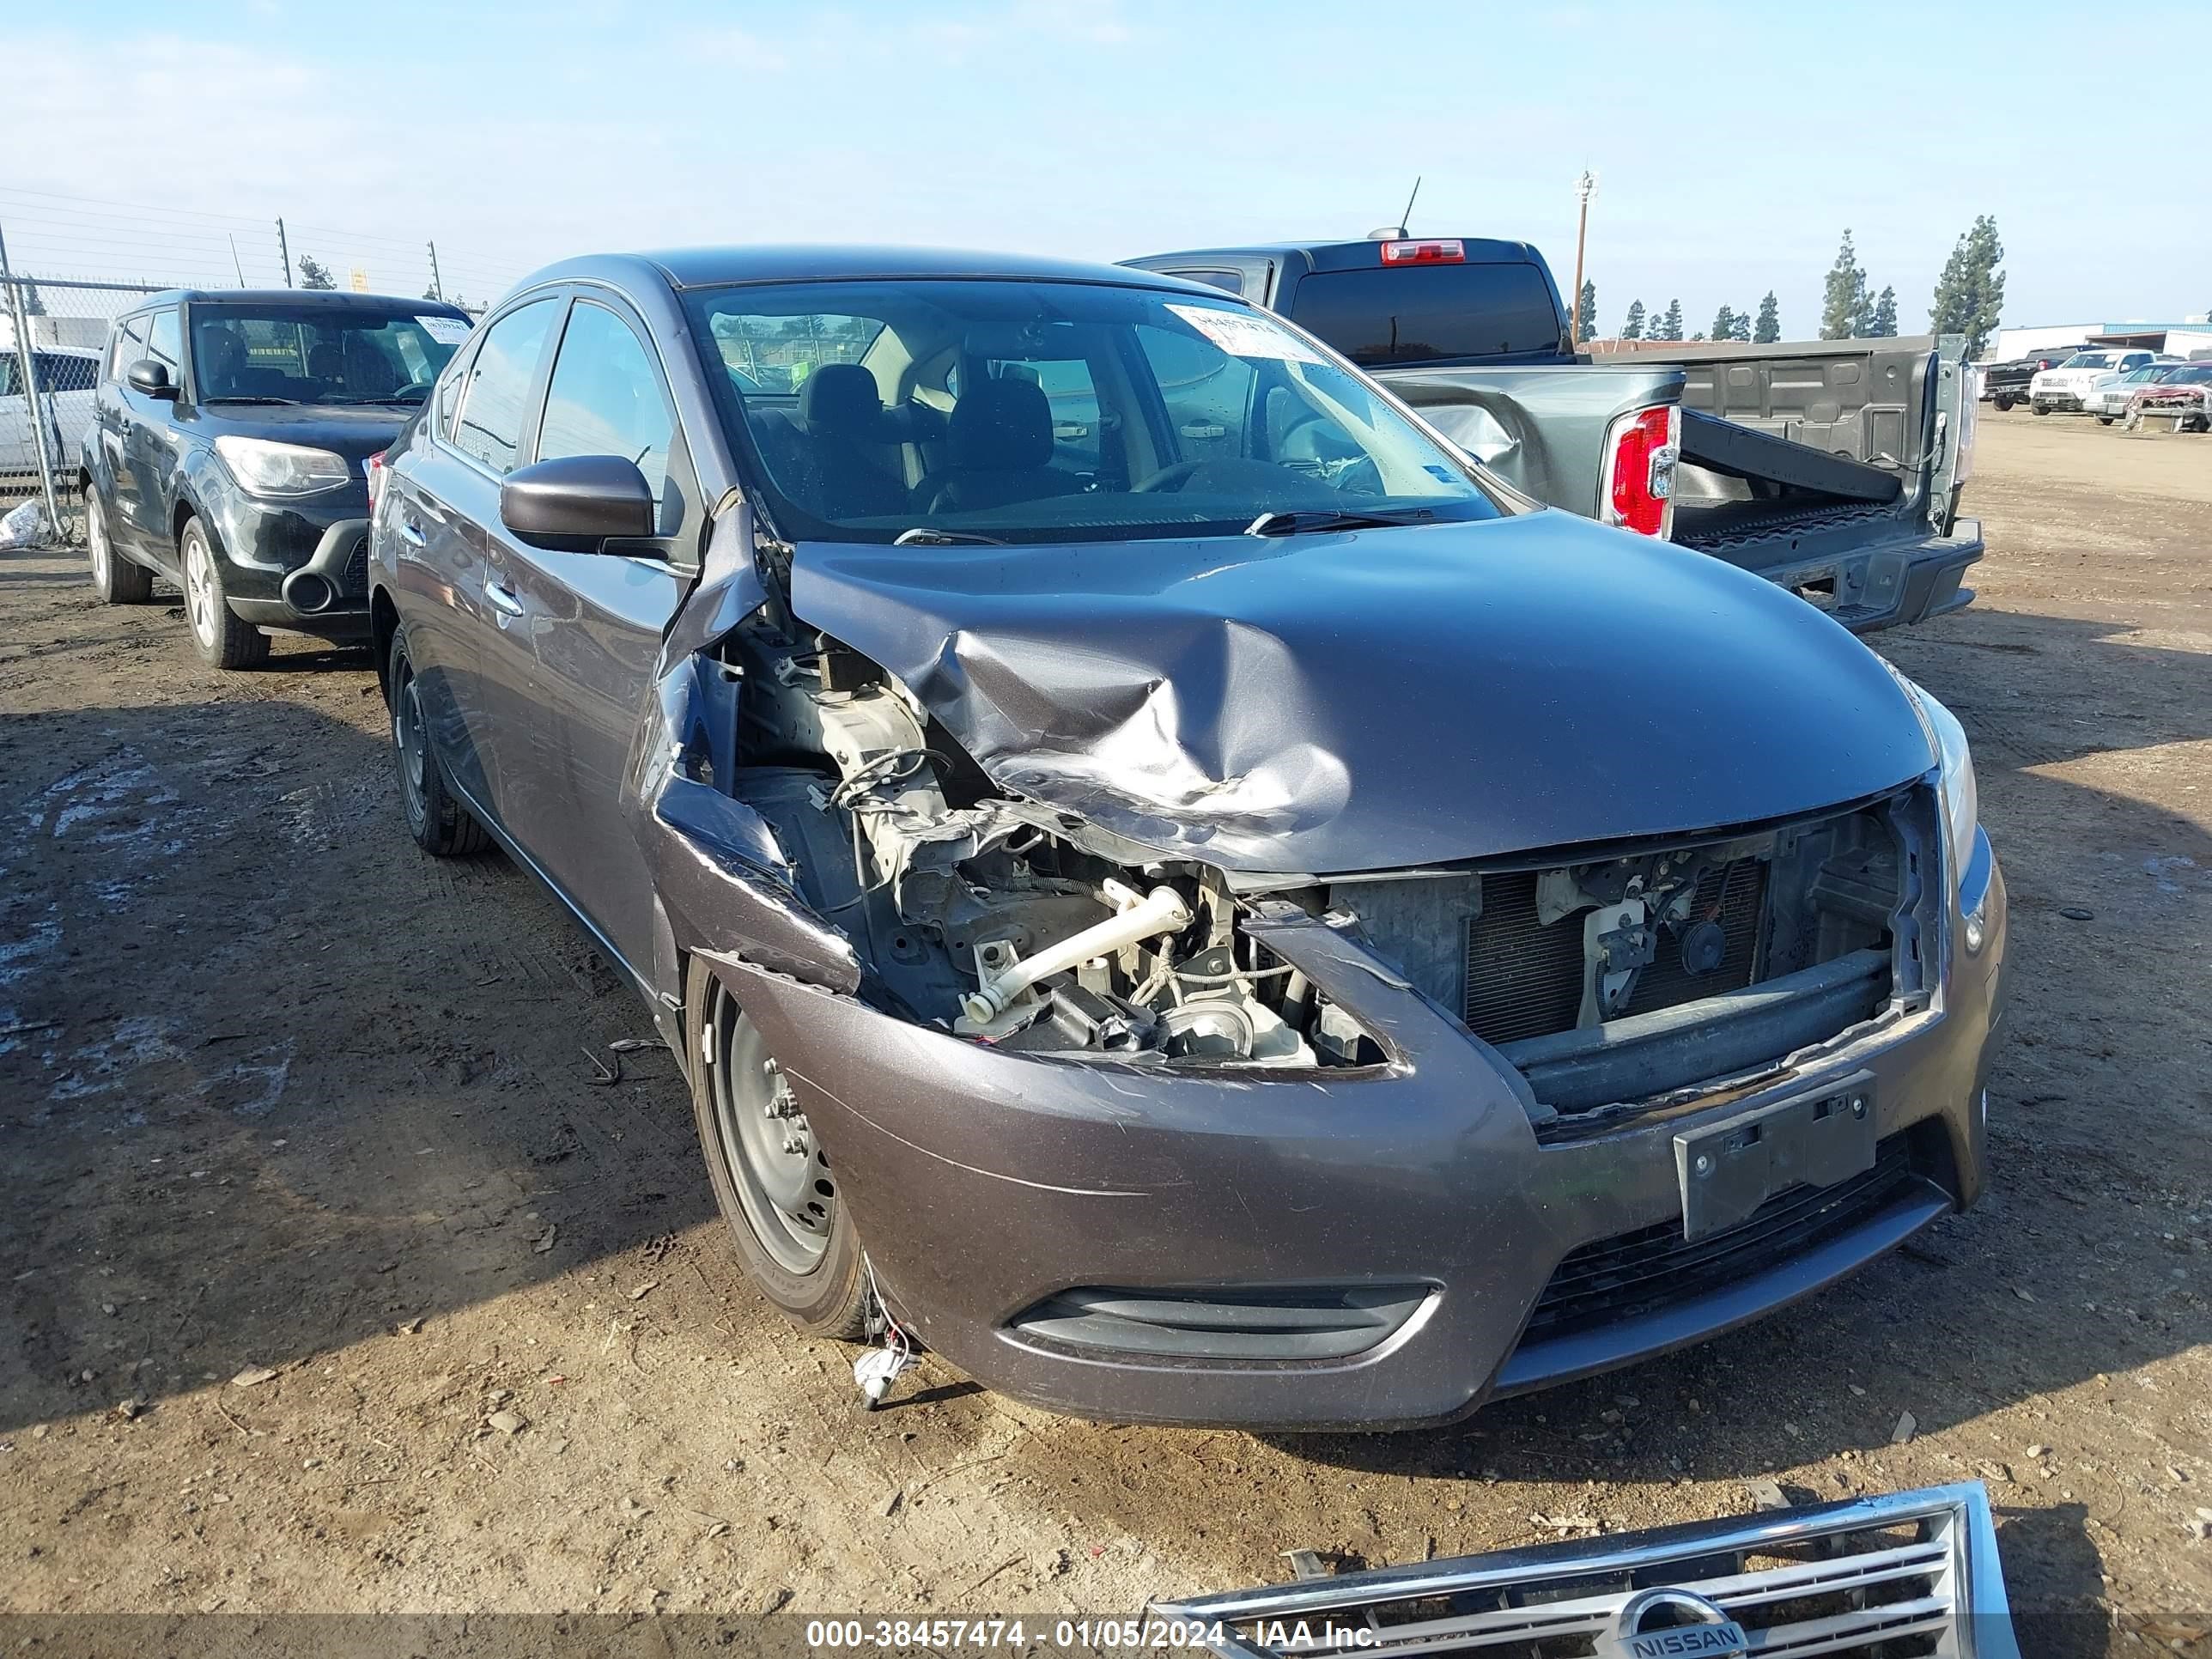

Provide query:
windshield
left=188, top=306, right=469, bottom=405
left=2060, top=352, right=2116, bottom=369
left=683, top=278, right=1502, bottom=545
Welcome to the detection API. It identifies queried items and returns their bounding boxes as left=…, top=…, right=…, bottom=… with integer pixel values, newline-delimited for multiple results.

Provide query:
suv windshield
left=188, top=306, right=468, bottom=405
left=2060, top=352, right=2116, bottom=368
left=683, top=279, right=1501, bottom=545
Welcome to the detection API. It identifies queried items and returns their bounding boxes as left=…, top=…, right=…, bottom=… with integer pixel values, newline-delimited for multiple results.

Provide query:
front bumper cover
left=705, top=849, right=2005, bottom=1431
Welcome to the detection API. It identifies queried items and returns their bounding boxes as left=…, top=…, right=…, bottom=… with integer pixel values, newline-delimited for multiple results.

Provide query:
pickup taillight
left=365, top=449, right=388, bottom=513
left=1601, top=404, right=1680, bottom=539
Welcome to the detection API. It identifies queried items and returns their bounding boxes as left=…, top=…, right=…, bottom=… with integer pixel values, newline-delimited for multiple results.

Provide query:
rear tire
left=2096, top=415, right=2114, bottom=426
left=386, top=623, right=491, bottom=857
left=86, top=493, right=154, bottom=605
left=179, top=516, right=269, bottom=669
left=685, top=957, right=869, bottom=1340
left=1993, top=393, right=2016, bottom=411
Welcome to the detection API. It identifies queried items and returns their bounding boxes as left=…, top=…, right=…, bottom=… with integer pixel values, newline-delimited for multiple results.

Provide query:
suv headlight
left=213, top=435, right=353, bottom=497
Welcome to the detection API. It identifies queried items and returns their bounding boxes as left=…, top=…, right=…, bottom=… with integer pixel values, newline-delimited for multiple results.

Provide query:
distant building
left=1988, top=319, right=2212, bottom=362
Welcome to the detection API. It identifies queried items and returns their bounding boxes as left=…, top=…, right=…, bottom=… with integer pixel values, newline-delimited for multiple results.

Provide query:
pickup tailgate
left=1377, top=334, right=1982, bottom=634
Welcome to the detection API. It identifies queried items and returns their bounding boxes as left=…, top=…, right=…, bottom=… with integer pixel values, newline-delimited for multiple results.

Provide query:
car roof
left=127, top=289, right=471, bottom=314
left=512, top=246, right=1211, bottom=296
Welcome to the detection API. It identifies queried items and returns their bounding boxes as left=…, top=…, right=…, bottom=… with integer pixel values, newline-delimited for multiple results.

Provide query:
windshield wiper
left=1244, top=507, right=1434, bottom=537
left=893, top=526, right=1007, bottom=547
left=319, top=395, right=424, bottom=406
left=201, top=395, right=303, bottom=406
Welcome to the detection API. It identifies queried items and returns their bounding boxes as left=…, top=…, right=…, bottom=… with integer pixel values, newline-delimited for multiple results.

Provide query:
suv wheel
left=386, top=623, right=491, bottom=857
left=686, top=959, right=870, bottom=1340
left=86, top=494, right=154, bottom=604
left=179, top=516, right=270, bottom=670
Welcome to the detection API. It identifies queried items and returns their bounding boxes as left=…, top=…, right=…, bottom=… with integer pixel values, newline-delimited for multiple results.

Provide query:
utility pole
left=0, top=220, right=64, bottom=537
left=276, top=217, right=293, bottom=288
left=427, top=240, right=444, bottom=301
left=1569, top=170, right=1596, bottom=350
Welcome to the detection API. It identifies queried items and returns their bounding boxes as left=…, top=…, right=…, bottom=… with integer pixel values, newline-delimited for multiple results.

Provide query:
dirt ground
left=2, top=410, right=2208, bottom=1654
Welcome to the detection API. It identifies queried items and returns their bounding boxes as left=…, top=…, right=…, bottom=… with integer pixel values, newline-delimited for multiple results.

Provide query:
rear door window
left=450, top=298, right=559, bottom=475
left=1286, top=263, right=1564, bottom=365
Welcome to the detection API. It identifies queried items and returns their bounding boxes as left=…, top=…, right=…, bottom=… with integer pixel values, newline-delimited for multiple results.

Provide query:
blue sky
left=11, top=0, right=2206, bottom=335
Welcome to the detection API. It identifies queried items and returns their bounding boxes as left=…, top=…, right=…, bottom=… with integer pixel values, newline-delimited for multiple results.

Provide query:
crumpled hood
left=787, top=514, right=1935, bottom=875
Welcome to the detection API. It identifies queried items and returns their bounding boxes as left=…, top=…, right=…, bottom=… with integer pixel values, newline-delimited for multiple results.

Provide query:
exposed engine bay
left=722, top=613, right=1917, bottom=1104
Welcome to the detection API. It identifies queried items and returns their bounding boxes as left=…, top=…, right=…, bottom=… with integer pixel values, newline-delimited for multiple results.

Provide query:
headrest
left=949, top=376, right=1053, bottom=470
left=796, top=362, right=886, bottom=439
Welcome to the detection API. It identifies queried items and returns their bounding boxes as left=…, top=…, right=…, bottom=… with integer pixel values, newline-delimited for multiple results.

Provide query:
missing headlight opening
left=714, top=606, right=1928, bottom=1097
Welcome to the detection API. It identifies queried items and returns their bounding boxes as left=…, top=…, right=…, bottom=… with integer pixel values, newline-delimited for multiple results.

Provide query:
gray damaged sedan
left=368, top=247, right=2007, bottom=1429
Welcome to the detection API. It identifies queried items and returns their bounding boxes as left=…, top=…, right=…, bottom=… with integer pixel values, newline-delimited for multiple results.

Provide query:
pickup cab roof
left=1124, top=237, right=1573, bottom=368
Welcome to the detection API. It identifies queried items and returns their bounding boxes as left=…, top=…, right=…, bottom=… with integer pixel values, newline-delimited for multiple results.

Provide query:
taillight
left=365, top=449, right=388, bottom=512
left=1379, top=239, right=1465, bottom=265
left=1601, top=404, right=1680, bottom=539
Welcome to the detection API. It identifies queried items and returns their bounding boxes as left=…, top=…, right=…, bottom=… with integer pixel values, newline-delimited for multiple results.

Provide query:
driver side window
left=1135, top=325, right=1255, bottom=460
left=537, top=301, right=676, bottom=507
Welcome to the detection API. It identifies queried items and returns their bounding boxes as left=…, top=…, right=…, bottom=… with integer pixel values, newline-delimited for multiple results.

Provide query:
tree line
left=1589, top=216, right=2005, bottom=356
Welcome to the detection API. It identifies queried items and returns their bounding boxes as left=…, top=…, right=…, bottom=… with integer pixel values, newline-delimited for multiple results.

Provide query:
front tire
left=86, top=493, right=154, bottom=604
left=2032, top=404, right=2051, bottom=416
left=386, top=623, right=491, bottom=857
left=1993, top=393, right=2016, bottom=411
left=685, top=958, right=869, bottom=1340
left=179, top=516, right=269, bottom=669
left=2096, top=415, right=2114, bottom=426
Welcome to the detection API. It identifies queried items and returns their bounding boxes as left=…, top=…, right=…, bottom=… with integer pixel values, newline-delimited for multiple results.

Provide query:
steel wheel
left=393, top=670, right=430, bottom=834
left=707, top=982, right=835, bottom=1273
left=183, top=526, right=218, bottom=650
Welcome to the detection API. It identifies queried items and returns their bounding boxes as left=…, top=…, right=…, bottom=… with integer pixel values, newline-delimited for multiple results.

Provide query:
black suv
left=76, top=289, right=471, bottom=667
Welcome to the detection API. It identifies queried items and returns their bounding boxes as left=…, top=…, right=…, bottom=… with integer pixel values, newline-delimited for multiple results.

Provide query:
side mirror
left=498, top=455, right=654, bottom=550
left=126, top=359, right=177, bottom=399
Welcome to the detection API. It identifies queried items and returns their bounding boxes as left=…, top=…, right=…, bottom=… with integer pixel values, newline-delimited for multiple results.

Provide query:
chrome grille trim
left=1148, top=1482, right=2018, bottom=1659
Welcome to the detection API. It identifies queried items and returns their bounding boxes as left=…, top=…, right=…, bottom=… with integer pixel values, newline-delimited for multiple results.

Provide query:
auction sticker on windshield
left=416, top=315, right=472, bottom=345
left=1165, top=303, right=1324, bottom=364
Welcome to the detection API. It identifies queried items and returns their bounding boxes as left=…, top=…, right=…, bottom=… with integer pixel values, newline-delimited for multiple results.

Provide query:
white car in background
left=2029, top=349, right=2157, bottom=414
left=2089, top=360, right=2189, bottom=422
left=0, top=345, right=101, bottom=477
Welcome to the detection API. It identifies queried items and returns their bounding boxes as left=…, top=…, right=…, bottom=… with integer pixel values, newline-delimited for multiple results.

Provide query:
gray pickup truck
left=1126, top=236, right=1982, bottom=633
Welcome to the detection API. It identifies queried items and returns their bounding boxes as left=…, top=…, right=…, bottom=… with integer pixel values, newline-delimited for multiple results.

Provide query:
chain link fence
left=1, top=273, right=163, bottom=545
left=0, top=189, right=526, bottom=550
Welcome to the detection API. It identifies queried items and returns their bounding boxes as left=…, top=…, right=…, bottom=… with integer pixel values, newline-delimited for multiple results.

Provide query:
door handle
left=483, top=578, right=524, bottom=618
left=397, top=520, right=427, bottom=547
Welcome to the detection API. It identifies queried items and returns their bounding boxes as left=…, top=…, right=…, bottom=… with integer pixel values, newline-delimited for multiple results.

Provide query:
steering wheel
left=1132, top=459, right=1208, bottom=494
left=389, top=380, right=433, bottom=403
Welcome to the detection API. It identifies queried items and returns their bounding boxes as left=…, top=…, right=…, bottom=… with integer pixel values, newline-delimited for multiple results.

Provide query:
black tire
left=2096, top=415, right=2114, bottom=427
left=85, top=491, right=155, bottom=605
left=1993, top=393, right=2016, bottom=412
left=386, top=623, right=492, bottom=857
left=2032, top=404, right=2051, bottom=416
left=179, top=515, right=270, bottom=669
left=685, top=957, right=869, bottom=1340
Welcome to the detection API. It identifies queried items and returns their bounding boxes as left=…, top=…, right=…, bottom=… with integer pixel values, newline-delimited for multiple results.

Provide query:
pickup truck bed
left=1126, top=239, right=1981, bottom=635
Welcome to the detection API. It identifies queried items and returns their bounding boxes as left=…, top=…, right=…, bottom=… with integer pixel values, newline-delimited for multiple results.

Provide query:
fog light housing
left=1963, top=904, right=1987, bottom=955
